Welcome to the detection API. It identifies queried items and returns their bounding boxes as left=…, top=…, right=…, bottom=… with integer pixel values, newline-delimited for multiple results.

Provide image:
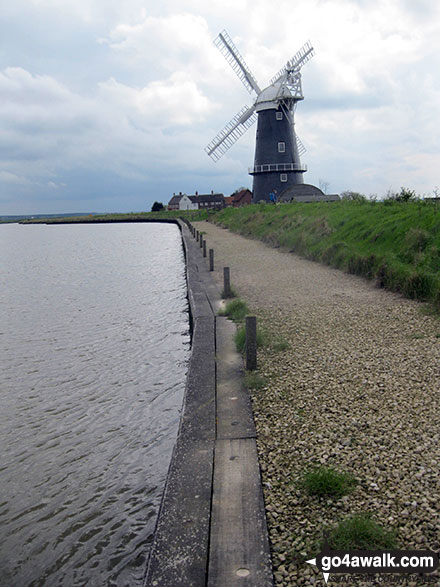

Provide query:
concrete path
left=144, top=221, right=273, bottom=586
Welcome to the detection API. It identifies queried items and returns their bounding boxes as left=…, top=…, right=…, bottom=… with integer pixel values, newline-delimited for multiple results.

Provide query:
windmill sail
left=270, top=41, right=314, bottom=85
left=205, top=105, right=257, bottom=162
left=214, top=30, right=261, bottom=95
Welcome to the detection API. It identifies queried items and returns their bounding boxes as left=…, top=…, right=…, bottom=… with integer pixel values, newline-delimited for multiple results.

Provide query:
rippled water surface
left=0, top=222, right=189, bottom=586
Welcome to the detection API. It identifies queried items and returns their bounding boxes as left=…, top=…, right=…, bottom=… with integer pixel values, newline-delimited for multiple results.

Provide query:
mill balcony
left=249, top=162, right=307, bottom=174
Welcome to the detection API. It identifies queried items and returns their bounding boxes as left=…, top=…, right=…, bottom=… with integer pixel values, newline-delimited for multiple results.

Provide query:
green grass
left=301, top=466, right=357, bottom=498
left=234, top=325, right=266, bottom=353
left=325, top=513, right=397, bottom=550
left=271, top=337, right=290, bottom=352
left=244, top=371, right=267, bottom=390
left=219, top=298, right=249, bottom=322
left=212, top=200, right=440, bottom=306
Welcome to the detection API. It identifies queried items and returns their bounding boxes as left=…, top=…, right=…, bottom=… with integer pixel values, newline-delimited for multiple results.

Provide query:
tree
left=151, top=201, right=164, bottom=212
left=384, top=188, right=418, bottom=202
left=230, top=186, right=248, bottom=196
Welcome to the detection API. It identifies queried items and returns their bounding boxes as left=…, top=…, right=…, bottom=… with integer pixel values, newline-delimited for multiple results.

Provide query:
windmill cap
left=255, top=82, right=299, bottom=112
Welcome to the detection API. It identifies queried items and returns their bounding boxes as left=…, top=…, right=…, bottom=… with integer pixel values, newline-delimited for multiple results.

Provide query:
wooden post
left=223, top=267, right=231, bottom=298
left=245, top=316, right=257, bottom=371
left=200, top=234, right=203, bottom=248
left=209, top=248, right=214, bottom=271
left=196, top=230, right=199, bottom=241
left=203, top=240, right=207, bottom=257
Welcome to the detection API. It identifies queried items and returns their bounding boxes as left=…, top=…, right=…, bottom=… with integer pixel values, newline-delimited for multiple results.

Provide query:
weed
left=219, top=298, right=249, bottom=322
left=301, top=466, right=357, bottom=498
left=234, top=325, right=266, bottom=353
left=403, top=271, right=434, bottom=300
left=271, top=337, right=290, bottom=352
left=325, top=513, right=397, bottom=550
left=244, top=371, right=267, bottom=390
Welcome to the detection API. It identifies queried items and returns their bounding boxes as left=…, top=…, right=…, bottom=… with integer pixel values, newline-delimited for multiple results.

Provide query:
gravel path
left=195, top=221, right=440, bottom=586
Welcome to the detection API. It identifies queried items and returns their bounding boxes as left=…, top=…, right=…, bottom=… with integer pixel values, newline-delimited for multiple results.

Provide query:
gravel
left=196, top=221, right=440, bottom=586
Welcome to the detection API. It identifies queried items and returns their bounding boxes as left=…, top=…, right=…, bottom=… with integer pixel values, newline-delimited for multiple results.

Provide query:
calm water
left=0, top=222, right=190, bottom=586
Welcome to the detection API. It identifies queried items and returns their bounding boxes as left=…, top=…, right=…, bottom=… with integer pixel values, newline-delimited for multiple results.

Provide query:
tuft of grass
left=271, top=337, right=289, bottom=352
left=244, top=371, right=267, bottom=390
left=218, top=298, right=249, bottom=322
left=325, top=513, right=397, bottom=550
left=234, top=325, right=266, bottom=353
left=301, top=466, right=357, bottom=498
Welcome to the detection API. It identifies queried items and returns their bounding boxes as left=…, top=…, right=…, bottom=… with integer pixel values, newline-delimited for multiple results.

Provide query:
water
left=0, top=222, right=190, bottom=586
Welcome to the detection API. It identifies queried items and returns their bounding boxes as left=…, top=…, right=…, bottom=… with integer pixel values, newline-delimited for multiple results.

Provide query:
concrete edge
left=144, top=220, right=216, bottom=586
left=144, top=219, right=273, bottom=586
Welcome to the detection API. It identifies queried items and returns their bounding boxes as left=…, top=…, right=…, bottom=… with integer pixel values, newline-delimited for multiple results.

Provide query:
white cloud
left=2, top=0, right=440, bottom=212
left=99, top=72, right=213, bottom=127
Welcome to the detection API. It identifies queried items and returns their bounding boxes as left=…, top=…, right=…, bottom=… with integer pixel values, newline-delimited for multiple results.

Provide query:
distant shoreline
left=20, top=218, right=180, bottom=225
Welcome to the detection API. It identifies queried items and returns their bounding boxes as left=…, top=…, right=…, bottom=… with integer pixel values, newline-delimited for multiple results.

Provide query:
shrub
left=151, top=201, right=164, bottom=212
left=340, top=191, right=367, bottom=202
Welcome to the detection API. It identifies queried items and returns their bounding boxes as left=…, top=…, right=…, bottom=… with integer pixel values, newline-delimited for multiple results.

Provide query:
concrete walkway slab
left=208, top=438, right=273, bottom=587
left=144, top=220, right=273, bottom=586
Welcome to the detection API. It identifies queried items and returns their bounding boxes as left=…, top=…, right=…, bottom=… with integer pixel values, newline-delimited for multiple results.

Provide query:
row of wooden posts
left=186, top=220, right=257, bottom=371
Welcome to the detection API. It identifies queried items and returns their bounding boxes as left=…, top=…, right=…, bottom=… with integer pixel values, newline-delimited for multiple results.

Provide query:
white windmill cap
left=255, top=82, right=293, bottom=112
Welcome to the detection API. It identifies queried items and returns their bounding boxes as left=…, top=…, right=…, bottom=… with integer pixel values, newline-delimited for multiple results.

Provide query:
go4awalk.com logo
left=307, top=545, right=439, bottom=583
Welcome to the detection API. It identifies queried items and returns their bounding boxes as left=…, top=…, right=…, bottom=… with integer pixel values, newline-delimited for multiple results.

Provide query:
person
left=269, top=189, right=278, bottom=203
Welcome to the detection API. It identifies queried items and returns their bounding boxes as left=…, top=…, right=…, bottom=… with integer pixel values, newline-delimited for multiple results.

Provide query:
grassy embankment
left=20, top=209, right=213, bottom=224
left=212, top=199, right=440, bottom=307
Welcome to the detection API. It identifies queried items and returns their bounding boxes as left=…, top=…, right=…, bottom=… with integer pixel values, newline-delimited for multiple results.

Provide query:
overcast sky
left=1, top=0, right=440, bottom=213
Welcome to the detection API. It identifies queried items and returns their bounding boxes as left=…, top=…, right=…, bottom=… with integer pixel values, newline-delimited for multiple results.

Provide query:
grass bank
left=212, top=200, right=440, bottom=306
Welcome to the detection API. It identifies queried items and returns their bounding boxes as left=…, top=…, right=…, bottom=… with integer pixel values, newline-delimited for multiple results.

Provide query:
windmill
left=205, top=30, right=314, bottom=203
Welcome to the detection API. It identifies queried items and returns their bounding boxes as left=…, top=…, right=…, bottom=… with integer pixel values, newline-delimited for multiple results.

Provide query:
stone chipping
left=195, top=221, right=440, bottom=586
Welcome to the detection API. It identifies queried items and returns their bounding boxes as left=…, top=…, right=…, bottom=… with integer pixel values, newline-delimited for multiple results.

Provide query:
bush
left=340, top=191, right=367, bottom=202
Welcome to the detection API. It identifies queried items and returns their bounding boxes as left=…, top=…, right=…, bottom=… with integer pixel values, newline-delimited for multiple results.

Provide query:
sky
left=1, top=0, right=440, bottom=214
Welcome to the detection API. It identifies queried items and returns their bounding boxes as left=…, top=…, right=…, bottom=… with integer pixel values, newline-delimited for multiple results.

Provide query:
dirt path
left=195, top=220, right=440, bottom=586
